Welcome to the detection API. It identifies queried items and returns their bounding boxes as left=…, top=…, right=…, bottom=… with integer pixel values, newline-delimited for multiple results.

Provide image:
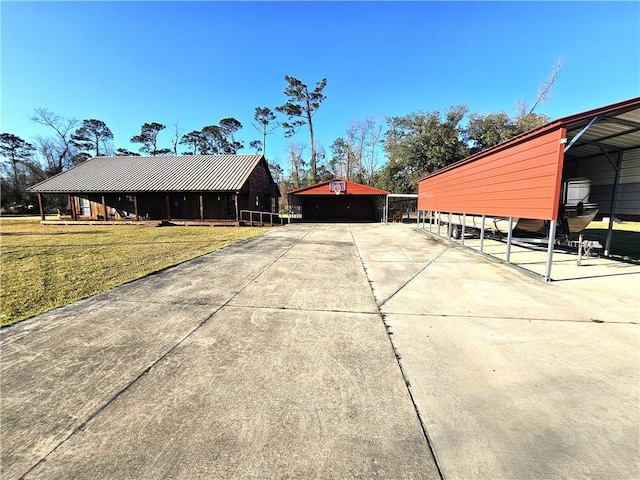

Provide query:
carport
left=288, top=179, right=388, bottom=221
left=417, top=97, right=640, bottom=280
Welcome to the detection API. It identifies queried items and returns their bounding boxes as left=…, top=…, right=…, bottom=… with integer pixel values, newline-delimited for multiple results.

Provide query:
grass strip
left=1, top=218, right=269, bottom=326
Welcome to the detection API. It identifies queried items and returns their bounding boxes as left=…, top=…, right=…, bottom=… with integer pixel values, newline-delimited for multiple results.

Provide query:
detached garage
left=417, top=97, right=640, bottom=280
left=288, top=179, right=388, bottom=221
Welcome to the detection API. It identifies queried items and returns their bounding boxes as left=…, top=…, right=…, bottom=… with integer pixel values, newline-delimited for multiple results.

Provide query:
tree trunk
left=306, top=98, right=316, bottom=184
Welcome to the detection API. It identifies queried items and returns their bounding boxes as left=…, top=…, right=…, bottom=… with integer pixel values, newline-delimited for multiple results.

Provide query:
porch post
left=101, top=195, right=107, bottom=221
left=199, top=194, right=204, bottom=222
left=234, top=193, right=239, bottom=222
left=165, top=195, right=171, bottom=220
left=37, top=193, right=45, bottom=221
left=133, top=194, right=139, bottom=221
left=69, top=195, right=77, bottom=220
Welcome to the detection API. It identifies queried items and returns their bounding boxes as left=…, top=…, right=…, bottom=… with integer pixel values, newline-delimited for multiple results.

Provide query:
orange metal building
left=417, top=97, right=640, bottom=279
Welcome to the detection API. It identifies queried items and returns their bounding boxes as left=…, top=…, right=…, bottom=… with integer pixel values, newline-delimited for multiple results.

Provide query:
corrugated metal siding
left=418, top=128, right=566, bottom=220
left=571, top=148, right=640, bottom=216
left=29, top=155, right=263, bottom=193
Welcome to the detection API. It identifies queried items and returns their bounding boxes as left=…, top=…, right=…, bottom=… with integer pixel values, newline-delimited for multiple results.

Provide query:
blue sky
left=2, top=1, right=639, bottom=172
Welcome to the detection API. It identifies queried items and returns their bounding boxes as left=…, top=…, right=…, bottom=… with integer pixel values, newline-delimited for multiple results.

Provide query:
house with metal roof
left=28, top=154, right=280, bottom=224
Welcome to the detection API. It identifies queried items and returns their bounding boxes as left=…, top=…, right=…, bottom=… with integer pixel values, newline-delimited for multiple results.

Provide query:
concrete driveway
left=1, top=223, right=638, bottom=479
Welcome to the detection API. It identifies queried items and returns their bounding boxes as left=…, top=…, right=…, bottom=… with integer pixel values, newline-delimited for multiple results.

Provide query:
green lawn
left=584, top=220, right=640, bottom=261
left=1, top=217, right=270, bottom=326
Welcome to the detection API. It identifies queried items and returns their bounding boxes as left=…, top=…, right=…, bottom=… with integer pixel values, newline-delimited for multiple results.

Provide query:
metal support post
left=577, top=233, right=583, bottom=266
left=461, top=213, right=466, bottom=246
left=448, top=212, right=452, bottom=238
left=545, top=220, right=557, bottom=281
left=605, top=151, right=623, bottom=256
left=385, top=196, right=389, bottom=224
left=480, top=215, right=485, bottom=252
left=505, top=217, right=513, bottom=263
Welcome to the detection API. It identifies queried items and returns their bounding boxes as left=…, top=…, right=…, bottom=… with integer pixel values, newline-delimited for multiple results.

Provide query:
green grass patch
left=1, top=217, right=270, bottom=326
left=583, top=220, right=640, bottom=261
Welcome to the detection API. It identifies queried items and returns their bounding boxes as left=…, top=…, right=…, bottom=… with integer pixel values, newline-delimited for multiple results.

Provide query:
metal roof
left=419, top=96, right=640, bottom=181
left=28, top=154, right=265, bottom=193
left=561, top=98, right=640, bottom=159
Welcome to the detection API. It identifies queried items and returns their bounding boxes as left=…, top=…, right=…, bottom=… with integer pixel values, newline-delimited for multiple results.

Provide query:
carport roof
left=288, top=179, right=389, bottom=195
left=28, top=154, right=267, bottom=193
left=419, top=96, right=640, bottom=181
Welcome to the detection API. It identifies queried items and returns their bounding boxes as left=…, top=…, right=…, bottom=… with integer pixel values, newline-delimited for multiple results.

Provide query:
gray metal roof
left=28, top=155, right=266, bottom=193
left=563, top=100, right=640, bottom=158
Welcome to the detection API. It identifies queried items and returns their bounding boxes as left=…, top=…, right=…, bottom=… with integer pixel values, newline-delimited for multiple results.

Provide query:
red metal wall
left=290, top=180, right=388, bottom=196
left=418, top=128, right=566, bottom=220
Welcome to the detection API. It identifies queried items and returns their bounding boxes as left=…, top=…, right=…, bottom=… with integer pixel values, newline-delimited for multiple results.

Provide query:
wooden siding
left=69, top=193, right=237, bottom=221
left=564, top=148, right=640, bottom=217
left=418, top=128, right=566, bottom=220
left=246, top=158, right=278, bottom=213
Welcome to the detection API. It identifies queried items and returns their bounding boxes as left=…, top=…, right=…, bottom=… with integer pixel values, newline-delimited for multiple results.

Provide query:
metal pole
left=505, top=217, right=513, bottom=263
left=605, top=152, right=623, bottom=256
left=461, top=213, right=466, bottom=246
left=385, top=195, right=389, bottom=224
left=480, top=214, right=485, bottom=252
left=545, top=220, right=557, bottom=281
left=577, top=232, right=583, bottom=266
left=416, top=210, right=420, bottom=227
left=448, top=212, right=452, bottom=238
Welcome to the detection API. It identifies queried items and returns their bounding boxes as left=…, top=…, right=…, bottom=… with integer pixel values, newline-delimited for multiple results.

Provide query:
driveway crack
left=348, top=225, right=445, bottom=480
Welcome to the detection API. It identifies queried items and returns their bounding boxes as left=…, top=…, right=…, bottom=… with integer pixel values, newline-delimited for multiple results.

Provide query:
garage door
left=302, top=196, right=375, bottom=220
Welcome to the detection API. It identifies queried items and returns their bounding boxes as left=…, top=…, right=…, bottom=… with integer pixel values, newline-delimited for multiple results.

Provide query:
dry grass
left=1, top=217, right=270, bottom=326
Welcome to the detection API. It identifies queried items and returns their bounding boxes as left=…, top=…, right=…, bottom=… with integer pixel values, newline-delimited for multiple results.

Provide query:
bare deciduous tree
left=31, top=108, right=79, bottom=174
left=252, top=107, right=279, bottom=157
left=170, top=122, right=182, bottom=155
left=286, top=142, right=306, bottom=188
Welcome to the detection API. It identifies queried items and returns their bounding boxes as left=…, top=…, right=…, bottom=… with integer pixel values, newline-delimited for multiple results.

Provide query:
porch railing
left=239, top=210, right=295, bottom=226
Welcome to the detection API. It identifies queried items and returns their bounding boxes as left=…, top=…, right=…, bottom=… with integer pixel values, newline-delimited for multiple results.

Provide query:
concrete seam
left=223, top=304, right=380, bottom=315
left=378, top=312, right=639, bottom=325
left=348, top=225, right=446, bottom=480
left=18, top=305, right=224, bottom=480
left=18, top=226, right=316, bottom=479
left=377, top=247, right=449, bottom=308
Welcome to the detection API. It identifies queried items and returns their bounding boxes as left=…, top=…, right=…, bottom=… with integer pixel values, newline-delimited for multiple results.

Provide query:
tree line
left=1, top=67, right=559, bottom=211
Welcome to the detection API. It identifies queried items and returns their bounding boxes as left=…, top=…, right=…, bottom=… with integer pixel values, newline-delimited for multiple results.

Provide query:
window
left=79, top=197, right=90, bottom=217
